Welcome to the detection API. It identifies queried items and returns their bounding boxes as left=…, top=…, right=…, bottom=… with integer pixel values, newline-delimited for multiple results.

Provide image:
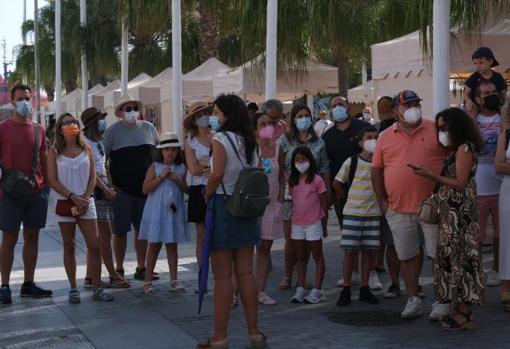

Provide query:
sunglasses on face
left=62, top=120, right=79, bottom=126
left=124, top=106, right=139, bottom=112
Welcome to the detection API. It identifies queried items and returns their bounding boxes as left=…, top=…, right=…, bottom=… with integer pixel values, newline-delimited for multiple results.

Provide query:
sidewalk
left=1, top=209, right=509, bottom=349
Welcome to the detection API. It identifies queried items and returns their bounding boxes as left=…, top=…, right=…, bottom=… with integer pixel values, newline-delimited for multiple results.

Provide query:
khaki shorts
left=385, top=209, right=438, bottom=260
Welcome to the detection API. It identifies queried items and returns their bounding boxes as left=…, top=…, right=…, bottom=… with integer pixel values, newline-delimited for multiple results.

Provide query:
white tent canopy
left=213, top=57, right=338, bottom=102
left=183, top=58, right=230, bottom=102
left=91, top=80, right=120, bottom=109
left=105, top=73, right=152, bottom=108
left=348, top=80, right=374, bottom=107
left=369, top=20, right=510, bottom=117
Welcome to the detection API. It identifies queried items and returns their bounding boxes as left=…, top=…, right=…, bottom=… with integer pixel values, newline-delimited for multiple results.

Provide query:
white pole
left=172, top=0, right=183, bottom=139
left=34, top=0, right=41, bottom=122
left=22, top=0, right=27, bottom=84
left=121, top=21, right=128, bottom=97
left=432, top=0, right=451, bottom=114
left=361, top=60, right=368, bottom=84
left=55, top=0, right=62, bottom=118
left=80, top=0, right=88, bottom=111
left=265, top=0, right=277, bottom=100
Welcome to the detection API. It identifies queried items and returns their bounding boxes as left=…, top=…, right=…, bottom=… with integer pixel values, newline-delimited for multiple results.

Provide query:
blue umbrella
left=198, top=196, right=214, bottom=314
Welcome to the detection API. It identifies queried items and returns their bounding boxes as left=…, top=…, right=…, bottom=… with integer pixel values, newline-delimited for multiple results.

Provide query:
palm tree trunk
left=337, top=52, right=349, bottom=97
left=44, top=85, right=55, bottom=102
left=197, top=5, right=219, bottom=62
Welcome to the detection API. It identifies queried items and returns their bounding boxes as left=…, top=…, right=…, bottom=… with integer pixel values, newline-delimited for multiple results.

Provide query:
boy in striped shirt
left=333, top=126, right=381, bottom=306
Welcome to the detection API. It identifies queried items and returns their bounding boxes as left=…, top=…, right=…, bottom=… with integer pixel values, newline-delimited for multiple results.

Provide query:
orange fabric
left=372, top=119, right=446, bottom=213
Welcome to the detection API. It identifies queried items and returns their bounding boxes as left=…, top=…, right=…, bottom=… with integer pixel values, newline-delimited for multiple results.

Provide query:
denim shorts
left=111, top=191, right=147, bottom=235
left=211, top=194, right=260, bottom=250
left=0, top=189, right=49, bottom=232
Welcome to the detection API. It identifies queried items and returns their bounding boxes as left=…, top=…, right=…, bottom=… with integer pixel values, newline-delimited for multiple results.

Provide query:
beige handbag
left=418, top=194, right=439, bottom=224
left=417, top=163, right=446, bottom=224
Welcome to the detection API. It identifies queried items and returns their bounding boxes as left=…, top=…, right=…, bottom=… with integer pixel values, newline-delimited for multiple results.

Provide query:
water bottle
left=262, top=159, right=271, bottom=174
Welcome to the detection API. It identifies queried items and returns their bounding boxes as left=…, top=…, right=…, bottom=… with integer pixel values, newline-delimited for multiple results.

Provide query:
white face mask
left=196, top=115, right=210, bottom=128
left=438, top=131, right=451, bottom=147
left=124, top=111, right=139, bottom=123
left=295, top=161, right=310, bottom=174
left=402, top=107, right=422, bottom=124
left=363, top=139, right=377, bottom=154
left=362, top=112, right=372, bottom=121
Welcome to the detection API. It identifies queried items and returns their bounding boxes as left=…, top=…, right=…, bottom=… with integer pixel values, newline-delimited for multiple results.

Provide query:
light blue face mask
left=295, top=116, right=312, bottom=131
left=15, top=100, right=32, bottom=117
left=209, top=116, right=220, bottom=131
left=332, top=105, right=349, bottom=123
left=97, top=119, right=107, bottom=133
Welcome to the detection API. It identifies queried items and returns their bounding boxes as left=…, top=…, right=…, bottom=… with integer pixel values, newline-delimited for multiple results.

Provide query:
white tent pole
left=172, top=0, right=183, bottom=139
left=265, top=0, right=277, bottom=100
left=34, top=0, right=41, bottom=122
left=361, top=61, right=368, bottom=84
left=80, top=0, right=88, bottom=111
left=55, top=0, right=62, bottom=118
left=22, top=0, right=27, bottom=84
left=121, top=21, right=128, bottom=97
left=432, top=0, right=450, bottom=114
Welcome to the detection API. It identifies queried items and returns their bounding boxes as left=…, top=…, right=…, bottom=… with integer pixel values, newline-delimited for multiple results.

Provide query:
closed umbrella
left=198, top=196, right=214, bottom=313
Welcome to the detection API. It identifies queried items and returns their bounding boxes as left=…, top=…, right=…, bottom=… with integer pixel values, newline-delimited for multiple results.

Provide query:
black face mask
left=483, top=94, right=501, bottom=111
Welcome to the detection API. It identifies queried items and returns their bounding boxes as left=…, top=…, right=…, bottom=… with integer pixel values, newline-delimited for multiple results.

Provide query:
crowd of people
left=0, top=46, right=508, bottom=348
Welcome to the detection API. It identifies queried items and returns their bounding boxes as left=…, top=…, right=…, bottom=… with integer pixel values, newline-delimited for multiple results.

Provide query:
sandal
left=250, top=332, right=268, bottom=349
left=441, top=307, right=475, bottom=331
left=170, top=280, right=186, bottom=293
left=278, top=277, right=291, bottom=290
left=195, top=338, right=229, bottom=349
left=144, top=281, right=156, bottom=295
left=84, top=278, right=112, bottom=289
left=68, top=288, right=81, bottom=304
left=258, top=292, right=277, bottom=306
left=110, top=275, right=131, bottom=288
left=92, top=288, right=114, bottom=302
left=115, top=268, right=125, bottom=278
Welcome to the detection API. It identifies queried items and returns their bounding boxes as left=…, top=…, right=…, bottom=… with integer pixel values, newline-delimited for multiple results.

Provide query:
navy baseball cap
left=396, top=90, right=422, bottom=105
left=472, top=47, right=499, bottom=67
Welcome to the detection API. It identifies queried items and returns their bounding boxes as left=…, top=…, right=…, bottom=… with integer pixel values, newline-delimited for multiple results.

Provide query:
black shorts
left=0, top=189, right=49, bottom=232
left=188, top=185, right=207, bottom=223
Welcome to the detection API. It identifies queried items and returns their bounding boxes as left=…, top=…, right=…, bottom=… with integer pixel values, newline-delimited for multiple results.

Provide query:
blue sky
left=0, top=0, right=49, bottom=71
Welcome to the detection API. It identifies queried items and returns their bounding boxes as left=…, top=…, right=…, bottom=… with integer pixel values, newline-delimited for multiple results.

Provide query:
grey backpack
left=220, top=132, right=270, bottom=218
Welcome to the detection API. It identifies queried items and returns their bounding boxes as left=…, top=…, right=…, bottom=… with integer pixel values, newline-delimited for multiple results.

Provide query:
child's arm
left=277, top=144, right=285, bottom=203
left=332, top=180, right=346, bottom=205
left=142, top=163, right=168, bottom=195
left=464, top=86, right=474, bottom=111
left=319, top=191, right=329, bottom=238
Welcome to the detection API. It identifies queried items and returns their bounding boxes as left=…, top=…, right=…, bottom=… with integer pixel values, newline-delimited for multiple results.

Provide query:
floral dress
left=433, top=143, right=484, bottom=305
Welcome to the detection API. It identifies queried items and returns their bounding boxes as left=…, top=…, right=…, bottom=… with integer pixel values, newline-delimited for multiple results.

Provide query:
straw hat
left=81, top=107, right=107, bottom=129
left=183, top=101, right=213, bottom=130
left=115, top=94, right=143, bottom=118
left=156, top=132, right=182, bottom=148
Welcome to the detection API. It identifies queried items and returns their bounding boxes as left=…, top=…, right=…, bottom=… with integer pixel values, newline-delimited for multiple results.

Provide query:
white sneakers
left=369, top=271, right=383, bottom=290
left=401, top=297, right=424, bottom=319
left=486, top=270, right=501, bottom=287
left=291, top=287, right=325, bottom=304
left=336, top=272, right=360, bottom=287
left=304, top=288, right=326, bottom=304
left=258, top=292, right=277, bottom=306
left=291, top=287, right=306, bottom=303
left=429, top=302, right=451, bottom=321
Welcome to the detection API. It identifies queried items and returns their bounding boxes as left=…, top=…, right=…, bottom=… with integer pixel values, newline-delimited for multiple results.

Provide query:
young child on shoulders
left=464, top=46, right=507, bottom=117
left=138, top=132, right=189, bottom=295
left=289, top=146, right=329, bottom=304
left=333, top=126, right=381, bottom=306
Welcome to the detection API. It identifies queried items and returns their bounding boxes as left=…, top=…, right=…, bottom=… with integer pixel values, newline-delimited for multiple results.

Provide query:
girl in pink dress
left=253, top=112, right=285, bottom=305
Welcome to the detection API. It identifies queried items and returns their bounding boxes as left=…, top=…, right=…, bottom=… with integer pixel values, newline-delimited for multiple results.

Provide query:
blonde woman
left=47, top=113, right=113, bottom=303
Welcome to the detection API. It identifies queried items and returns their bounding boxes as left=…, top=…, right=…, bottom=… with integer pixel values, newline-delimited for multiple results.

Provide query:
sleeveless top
left=186, top=135, right=210, bottom=186
left=54, top=150, right=91, bottom=199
